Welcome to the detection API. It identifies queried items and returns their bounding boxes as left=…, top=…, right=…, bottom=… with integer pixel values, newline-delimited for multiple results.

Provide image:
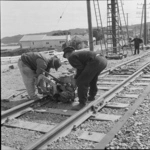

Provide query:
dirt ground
left=1, top=49, right=149, bottom=110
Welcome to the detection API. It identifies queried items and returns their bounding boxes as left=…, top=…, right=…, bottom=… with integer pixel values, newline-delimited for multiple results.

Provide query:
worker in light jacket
left=130, top=35, right=143, bottom=55
left=63, top=46, right=107, bottom=110
left=18, top=52, right=61, bottom=100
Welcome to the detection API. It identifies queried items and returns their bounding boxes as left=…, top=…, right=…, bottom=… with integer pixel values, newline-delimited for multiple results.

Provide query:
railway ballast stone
left=106, top=95, right=150, bottom=149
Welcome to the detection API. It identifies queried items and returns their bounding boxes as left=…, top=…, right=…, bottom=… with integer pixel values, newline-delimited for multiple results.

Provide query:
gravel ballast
left=47, top=130, right=96, bottom=149
left=18, top=111, right=68, bottom=124
left=1, top=126, right=43, bottom=150
left=46, top=90, right=150, bottom=149
left=110, top=97, right=136, bottom=104
left=105, top=94, right=150, bottom=149
left=1, top=51, right=150, bottom=150
left=100, top=107, right=127, bottom=115
left=47, top=120, right=115, bottom=149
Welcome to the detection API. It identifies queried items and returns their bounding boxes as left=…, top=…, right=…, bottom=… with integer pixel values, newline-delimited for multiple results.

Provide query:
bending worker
left=130, top=35, right=143, bottom=55
left=18, top=52, right=61, bottom=100
left=63, top=46, right=107, bottom=110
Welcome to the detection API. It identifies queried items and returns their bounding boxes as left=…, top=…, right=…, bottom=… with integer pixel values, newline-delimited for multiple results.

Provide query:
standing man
left=130, top=35, right=143, bottom=55
left=63, top=46, right=107, bottom=110
left=18, top=52, right=61, bottom=100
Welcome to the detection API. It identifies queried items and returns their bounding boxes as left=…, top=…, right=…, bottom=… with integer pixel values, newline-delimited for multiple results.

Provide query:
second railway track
left=1, top=52, right=150, bottom=150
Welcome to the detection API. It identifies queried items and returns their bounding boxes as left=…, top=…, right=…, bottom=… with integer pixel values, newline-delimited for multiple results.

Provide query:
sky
left=1, top=0, right=150, bottom=38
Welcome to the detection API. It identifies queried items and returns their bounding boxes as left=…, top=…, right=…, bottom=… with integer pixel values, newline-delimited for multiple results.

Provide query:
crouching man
left=63, top=47, right=107, bottom=110
left=18, top=52, right=61, bottom=100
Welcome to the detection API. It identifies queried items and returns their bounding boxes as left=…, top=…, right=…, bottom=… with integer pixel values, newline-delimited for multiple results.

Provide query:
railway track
left=1, top=51, right=149, bottom=112
left=1, top=52, right=150, bottom=150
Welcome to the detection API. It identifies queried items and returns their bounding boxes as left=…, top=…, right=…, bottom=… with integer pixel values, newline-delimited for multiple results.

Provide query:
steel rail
left=94, top=83, right=150, bottom=149
left=2, top=53, right=148, bottom=124
left=1, top=97, right=45, bottom=124
left=26, top=61, right=150, bottom=150
left=100, top=51, right=150, bottom=75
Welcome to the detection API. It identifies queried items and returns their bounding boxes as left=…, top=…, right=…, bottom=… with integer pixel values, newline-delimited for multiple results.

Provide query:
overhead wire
left=49, top=1, right=70, bottom=33
left=57, top=1, right=70, bottom=24
left=50, top=1, right=70, bottom=33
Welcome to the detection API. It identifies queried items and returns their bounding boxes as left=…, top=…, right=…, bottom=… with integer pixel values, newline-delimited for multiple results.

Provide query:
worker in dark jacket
left=18, top=52, right=61, bottom=100
left=130, top=35, right=143, bottom=55
left=63, top=47, right=107, bottom=110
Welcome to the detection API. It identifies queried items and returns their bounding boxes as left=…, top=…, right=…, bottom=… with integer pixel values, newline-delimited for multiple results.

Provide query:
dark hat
left=53, top=56, right=62, bottom=71
left=63, top=46, right=75, bottom=58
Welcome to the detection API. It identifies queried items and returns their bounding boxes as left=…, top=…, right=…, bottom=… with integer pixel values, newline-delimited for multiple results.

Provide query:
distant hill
left=1, top=23, right=150, bottom=45
left=1, top=28, right=88, bottom=45
left=1, top=35, right=24, bottom=45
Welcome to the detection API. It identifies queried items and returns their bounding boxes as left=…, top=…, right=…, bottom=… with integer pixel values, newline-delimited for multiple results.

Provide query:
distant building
left=19, top=34, right=71, bottom=49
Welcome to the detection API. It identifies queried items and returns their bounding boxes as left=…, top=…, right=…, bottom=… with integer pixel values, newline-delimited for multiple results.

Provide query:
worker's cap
left=53, top=56, right=62, bottom=71
left=63, top=46, right=75, bottom=58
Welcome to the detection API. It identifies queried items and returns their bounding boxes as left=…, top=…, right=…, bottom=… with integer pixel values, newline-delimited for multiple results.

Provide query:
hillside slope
left=1, top=22, right=150, bottom=44
left=1, top=28, right=87, bottom=44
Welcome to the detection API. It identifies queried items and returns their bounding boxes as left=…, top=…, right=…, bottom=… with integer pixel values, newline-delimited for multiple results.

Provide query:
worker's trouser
left=134, top=46, right=140, bottom=54
left=18, top=58, right=38, bottom=99
left=76, top=55, right=107, bottom=104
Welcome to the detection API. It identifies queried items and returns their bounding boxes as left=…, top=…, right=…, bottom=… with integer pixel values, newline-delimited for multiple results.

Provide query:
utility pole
left=126, top=13, right=128, bottom=29
left=144, top=0, right=147, bottom=45
left=148, top=25, right=150, bottom=42
left=126, top=13, right=129, bottom=40
left=86, top=0, right=94, bottom=51
left=111, top=0, right=117, bottom=53
left=140, top=4, right=144, bottom=38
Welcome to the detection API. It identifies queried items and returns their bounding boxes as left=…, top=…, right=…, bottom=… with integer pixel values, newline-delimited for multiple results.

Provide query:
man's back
left=68, top=50, right=97, bottom=66
left=21, top=52, right=50, bottom=71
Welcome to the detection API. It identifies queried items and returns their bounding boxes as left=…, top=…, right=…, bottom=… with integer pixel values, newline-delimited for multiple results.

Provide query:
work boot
left=88, top=96, right=95, bottom=101
left=71, top=103, right=86, bottom=111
